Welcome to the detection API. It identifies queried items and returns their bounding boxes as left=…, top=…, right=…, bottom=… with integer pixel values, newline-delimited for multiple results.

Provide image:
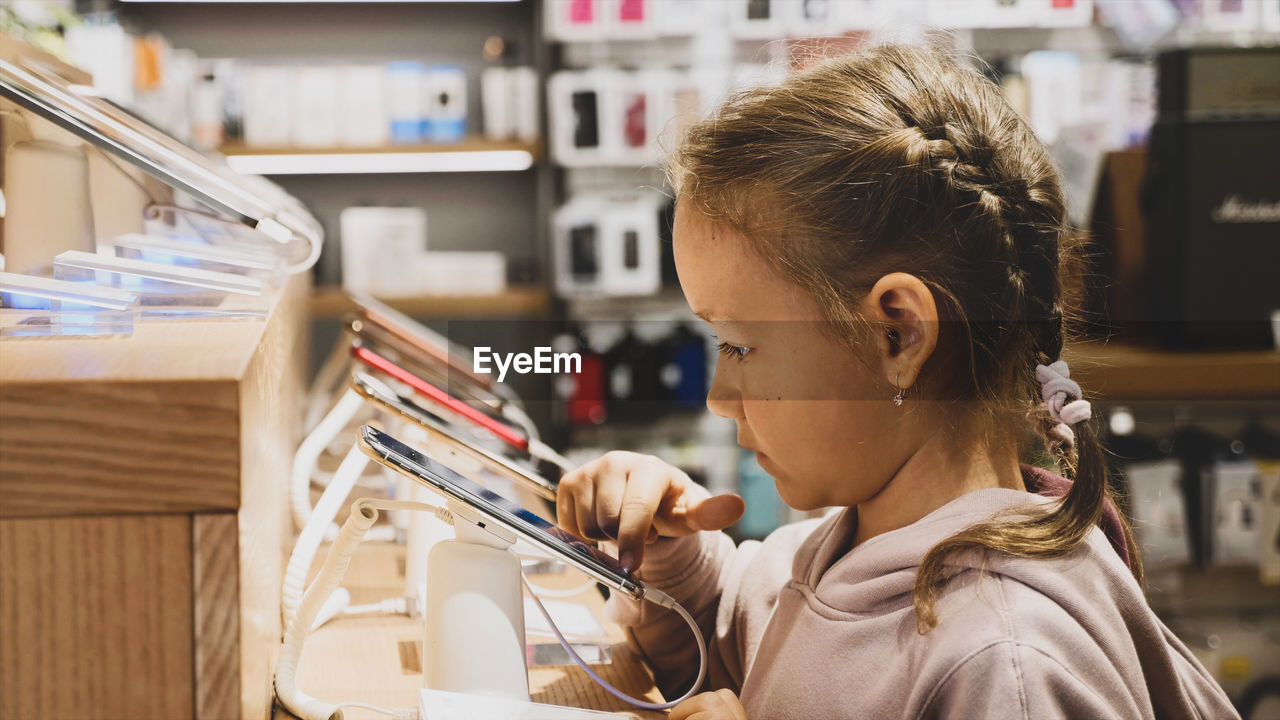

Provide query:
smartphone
left=346, top=315, right=505, bottom=414
left=352, top=343, right=530, bottom=452
left=359, top=425, right=644, bottom=601
left=352, top=372, right=557, bottom=502
left=347, top=292, right=492, bottom=388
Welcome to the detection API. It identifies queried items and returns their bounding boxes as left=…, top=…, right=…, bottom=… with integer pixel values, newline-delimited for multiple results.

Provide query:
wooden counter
left=273, top=542, right=667, bottom=720
left=0, top=275, right=310, bottom=719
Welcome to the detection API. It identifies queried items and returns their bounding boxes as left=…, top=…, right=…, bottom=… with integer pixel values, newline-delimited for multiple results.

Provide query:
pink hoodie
left=606, top=467, right=1239, bottom=719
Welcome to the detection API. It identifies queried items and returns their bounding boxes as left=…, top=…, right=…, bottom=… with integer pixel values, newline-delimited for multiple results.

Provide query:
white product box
left=65, top=23, right=135, bottom=107
left=339, top=66, right=389, bottom=147
left=1260, top=461, right=1280, bottom=585
left=481, top=67, right=513, bottom=141
left=425, top=66, right=468, bottom=143
left=655, top=0, right=708, bottom=35
left=243, top=66, right=293, bottom=147
left=417, top=252, right=506, bottom=295
left=509, top=67, right=541, bottom=143
left=387, top=62, right=427, bottom=144
left=1020, top=51, right=1083, bottom=145
left=291, top=67, right=340, bottom=148
left=1126, top=460, right=1192, bottom=570
left=1209, top=461, right=1264, bottom=567
left=340, top=207, right=428, bottom=296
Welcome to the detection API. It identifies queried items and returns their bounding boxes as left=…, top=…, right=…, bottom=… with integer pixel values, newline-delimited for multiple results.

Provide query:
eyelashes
left=716, top=340, right=753, bottom=362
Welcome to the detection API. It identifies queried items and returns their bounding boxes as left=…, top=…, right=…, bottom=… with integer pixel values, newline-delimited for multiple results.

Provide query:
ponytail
left=912, top=359, right=1144, bottom=632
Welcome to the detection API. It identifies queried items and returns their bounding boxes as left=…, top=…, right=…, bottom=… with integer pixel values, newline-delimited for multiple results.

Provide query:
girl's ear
left=863, top=272, right=939, bottom=391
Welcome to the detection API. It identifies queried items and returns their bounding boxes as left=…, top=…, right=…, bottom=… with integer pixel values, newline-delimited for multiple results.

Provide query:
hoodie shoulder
left=915, top=531, right=1239, bottom=720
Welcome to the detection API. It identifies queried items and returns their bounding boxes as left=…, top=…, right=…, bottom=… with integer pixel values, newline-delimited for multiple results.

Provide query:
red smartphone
left=352, top=343, right=529, bottom=452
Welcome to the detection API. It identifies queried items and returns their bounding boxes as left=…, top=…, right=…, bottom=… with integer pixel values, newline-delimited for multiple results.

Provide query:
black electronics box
left=1144, top=47, right=1280, bottom=349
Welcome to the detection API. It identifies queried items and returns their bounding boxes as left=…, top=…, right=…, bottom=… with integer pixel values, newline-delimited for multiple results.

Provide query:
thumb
left=686, top=493, right=745, bottom=532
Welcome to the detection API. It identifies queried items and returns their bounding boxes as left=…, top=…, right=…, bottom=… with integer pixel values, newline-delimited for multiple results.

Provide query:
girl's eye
left=716, top=341, right=753, bottom=362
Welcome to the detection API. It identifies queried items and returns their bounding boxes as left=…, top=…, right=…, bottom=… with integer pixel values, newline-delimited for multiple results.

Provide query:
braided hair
left=668, top=43, right=1142, bottom=630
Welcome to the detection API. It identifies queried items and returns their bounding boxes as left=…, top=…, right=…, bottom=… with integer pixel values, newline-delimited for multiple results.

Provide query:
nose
left=706, top=360, right=744, bottom=420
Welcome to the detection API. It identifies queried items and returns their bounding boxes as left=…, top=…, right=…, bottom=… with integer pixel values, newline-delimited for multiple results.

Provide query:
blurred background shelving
left=4, top=0, right=1279, bottom=714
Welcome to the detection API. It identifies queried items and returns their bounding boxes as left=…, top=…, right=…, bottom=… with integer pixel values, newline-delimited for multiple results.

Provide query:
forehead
left=672, top=201, right=823, bottom=324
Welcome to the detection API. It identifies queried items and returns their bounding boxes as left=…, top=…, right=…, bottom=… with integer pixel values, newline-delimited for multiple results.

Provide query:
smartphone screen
left=360, top=425, right=644, bottom=600
left=352, top=372, right=558, bottom=502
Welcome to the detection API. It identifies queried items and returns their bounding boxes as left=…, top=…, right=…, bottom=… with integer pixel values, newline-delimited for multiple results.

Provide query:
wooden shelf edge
left=310, top=287, right=552, bottom=318
left=1065, top=340, right=1280, bottom=401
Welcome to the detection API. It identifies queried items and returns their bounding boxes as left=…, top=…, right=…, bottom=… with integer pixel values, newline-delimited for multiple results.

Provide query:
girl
left=556, top=44, right=1240, bottom=720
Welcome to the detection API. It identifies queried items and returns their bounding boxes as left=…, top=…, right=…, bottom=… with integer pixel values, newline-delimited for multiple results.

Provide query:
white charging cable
left=277, top=498, right=449, bottom=720
left=522, top=576, right=707, bottom=711
left=290, top=389, right=394, bottom=544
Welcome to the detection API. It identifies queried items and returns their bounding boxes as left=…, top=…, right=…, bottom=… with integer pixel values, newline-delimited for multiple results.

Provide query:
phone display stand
left=424, top=500, right=530, bottom=702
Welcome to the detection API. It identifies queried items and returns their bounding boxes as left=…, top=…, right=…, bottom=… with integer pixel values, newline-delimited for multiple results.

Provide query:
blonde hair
left=668, top=43, right=1142, bottom=630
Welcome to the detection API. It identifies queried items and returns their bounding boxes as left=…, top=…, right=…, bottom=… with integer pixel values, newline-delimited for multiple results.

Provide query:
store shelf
left=1064, top=341, right=1280, bottom=401
left=310, top=286, right=551, bottom=318
left=219, top=139, right=539, bottom=175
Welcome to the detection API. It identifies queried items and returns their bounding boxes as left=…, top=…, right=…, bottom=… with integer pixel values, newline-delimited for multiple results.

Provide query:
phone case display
left=553, top=193, right=663, bottom=298
left=548, top=69, right=609, bottom=166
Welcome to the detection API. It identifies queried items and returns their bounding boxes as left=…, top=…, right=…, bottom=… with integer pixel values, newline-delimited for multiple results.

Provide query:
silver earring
left=893, top=373, right=906, bottom=406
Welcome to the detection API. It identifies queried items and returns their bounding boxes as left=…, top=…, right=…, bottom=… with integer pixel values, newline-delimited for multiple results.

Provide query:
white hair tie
left=1035, top=360, right=1091, bottom=449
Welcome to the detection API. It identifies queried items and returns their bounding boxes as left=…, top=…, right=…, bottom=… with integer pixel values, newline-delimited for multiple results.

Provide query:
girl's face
left=674, top=202, right=919, bottom=511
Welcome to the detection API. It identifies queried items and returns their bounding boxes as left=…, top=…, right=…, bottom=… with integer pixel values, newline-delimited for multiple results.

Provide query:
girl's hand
left=669, top=689, right=749, bottom=720
left=556, top=451, right=744, bottom=572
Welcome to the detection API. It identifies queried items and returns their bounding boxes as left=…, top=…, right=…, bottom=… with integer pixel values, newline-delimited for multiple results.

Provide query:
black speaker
left=1144, top=47, right=1280, bottom=349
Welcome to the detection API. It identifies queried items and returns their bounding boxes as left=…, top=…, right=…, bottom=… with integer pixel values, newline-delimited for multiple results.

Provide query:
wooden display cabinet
left=0, top=275, right=310, bottom=720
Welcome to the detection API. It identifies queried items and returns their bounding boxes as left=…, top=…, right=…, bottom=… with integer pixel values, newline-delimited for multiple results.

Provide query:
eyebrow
left=692, top=309, right=727, bottom=323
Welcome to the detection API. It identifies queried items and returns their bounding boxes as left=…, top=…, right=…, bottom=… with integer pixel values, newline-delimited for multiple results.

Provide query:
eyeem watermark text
left=474, top=347, right=581, bottom=382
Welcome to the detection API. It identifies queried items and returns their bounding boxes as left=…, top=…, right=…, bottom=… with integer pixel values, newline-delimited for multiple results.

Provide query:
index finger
left=615, top=462, right=696, bottom=571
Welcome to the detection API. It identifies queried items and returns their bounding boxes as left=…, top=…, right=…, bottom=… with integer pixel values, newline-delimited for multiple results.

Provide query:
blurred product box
left=482, top=66, right=540, bottom=143
left=339, top=66, right=390, bottom=147
left=424, top=65, right=467, bottom=143
left=291, top=67, right=340, bottom=148
left=387, top=61, right=427, bottom=144
left=243, top=66, right=292, bottom=147
left=340, top=206, right=428, bottom=296
left=1145, top=47, right=1280, bottom=349
left=417, top=252, right=506, bottom=296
